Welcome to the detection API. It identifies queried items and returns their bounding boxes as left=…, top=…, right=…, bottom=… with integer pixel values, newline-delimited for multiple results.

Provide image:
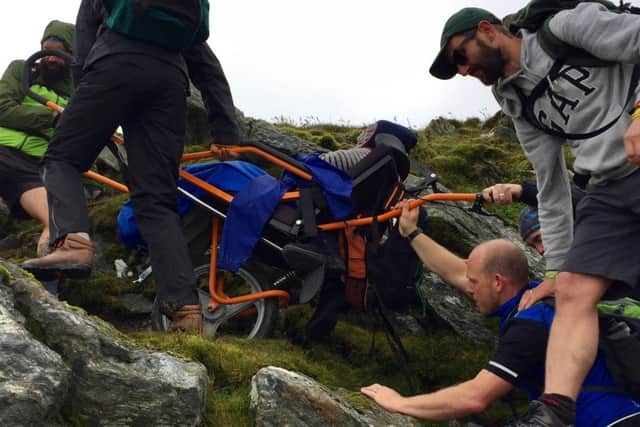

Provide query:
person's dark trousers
left=43, top=53, right=198, bottom=311
left=305, top=278, right=346, bottom=340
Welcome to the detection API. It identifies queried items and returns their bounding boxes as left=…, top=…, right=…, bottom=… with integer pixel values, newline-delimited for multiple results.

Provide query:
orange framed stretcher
left=24, top=49, right=482, bottom=336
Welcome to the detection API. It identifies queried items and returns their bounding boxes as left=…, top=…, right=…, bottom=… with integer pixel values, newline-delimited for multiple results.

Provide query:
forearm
left=184, top=44, right=241, bottom=144
left=393, top=380, right=487, bottom=420
left=410, top=233, right=469, bottom=293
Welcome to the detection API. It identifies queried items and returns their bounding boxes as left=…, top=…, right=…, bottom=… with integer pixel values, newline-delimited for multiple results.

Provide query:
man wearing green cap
left=429, top=4, right=640, bottom=426
left=0, top=20, right=74, bottom=258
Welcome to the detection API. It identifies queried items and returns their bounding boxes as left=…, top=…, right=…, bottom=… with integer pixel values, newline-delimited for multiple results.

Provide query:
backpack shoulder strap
left=537, top=18, right=611, bottom=68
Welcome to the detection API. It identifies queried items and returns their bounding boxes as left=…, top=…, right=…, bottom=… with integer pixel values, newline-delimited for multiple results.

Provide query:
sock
left=539, top=393, right=576, bottom=424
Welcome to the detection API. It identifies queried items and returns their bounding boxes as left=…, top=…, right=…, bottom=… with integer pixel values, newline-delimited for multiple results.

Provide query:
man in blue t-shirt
left=361, top=200, right=640, bottom=426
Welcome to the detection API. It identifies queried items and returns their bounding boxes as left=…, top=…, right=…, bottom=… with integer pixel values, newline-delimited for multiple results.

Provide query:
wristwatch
left=406, top=227, right=423, bottom=243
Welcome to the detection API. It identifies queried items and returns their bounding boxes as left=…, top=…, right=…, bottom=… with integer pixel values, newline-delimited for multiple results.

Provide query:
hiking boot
left=22, top=233, right=95, bottom=279
left=504, top=400, right=572, bottom=427
left=169, top=304, right=203, bottom=333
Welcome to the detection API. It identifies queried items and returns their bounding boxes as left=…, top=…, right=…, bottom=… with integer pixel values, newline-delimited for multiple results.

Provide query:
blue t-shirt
left=486, top=283, right=640, bottom=427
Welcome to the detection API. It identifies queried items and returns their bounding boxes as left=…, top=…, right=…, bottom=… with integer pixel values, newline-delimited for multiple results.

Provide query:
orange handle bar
left=183, top=146, right=313, bottom=181
left=318, top=193, right=480, bottom=231
left=83, top=170, right=128, bottom=193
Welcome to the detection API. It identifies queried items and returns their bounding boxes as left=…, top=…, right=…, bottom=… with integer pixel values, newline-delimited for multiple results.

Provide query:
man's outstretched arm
left=398, top=200, right=469, bottom=293
left=361, top=370, right=512, bottom=420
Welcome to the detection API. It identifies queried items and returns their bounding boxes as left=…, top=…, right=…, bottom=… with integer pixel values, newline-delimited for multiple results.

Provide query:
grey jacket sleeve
left=183, top=44, right=241, bottom=145
left=549, top=2, right=640, bottom=64
left=512, top=118, right=574, bottom=270
left=73, top=0, right=105, bottom=85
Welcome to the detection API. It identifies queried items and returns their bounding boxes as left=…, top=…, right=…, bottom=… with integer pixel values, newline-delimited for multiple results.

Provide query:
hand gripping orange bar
left=318, top=193, right=480, bottom=231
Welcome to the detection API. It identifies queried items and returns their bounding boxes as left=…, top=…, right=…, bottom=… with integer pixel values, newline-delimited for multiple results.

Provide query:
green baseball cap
left=429, top=7, right=501, bottom=80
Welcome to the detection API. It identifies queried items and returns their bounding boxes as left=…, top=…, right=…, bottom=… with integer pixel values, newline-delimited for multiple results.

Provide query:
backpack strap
left=537, top=18, right=612, bottom=68
left=298, top=187, right=318, bottom=238
left=515, top=63, right=640, bottom=140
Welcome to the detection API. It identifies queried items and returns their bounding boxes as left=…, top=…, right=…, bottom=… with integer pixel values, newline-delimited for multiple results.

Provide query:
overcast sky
left=1, top=1, right=515, bottom=129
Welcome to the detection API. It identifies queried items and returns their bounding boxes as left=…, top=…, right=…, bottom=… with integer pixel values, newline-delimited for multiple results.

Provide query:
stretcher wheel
left=151, top=264, right=278, bottom=338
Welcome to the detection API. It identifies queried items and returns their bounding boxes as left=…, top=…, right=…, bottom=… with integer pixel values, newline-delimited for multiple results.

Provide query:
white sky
left=1, top=1, right=515, bottom=129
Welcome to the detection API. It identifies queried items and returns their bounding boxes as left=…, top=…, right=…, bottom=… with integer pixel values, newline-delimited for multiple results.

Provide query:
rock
left=0, top=284, right=70, bottom=427
left=119, top=293, right=153, bottom=314
left=0, top=260, right=208, bottom=427
left=186, top=83, right=320, bottom=155
left=250, top=366, right=421, bottom=427
left=391, top=313, right=426, bottom=336
left=480, top=111, right=518, bottom=144
left=426, top=117, right=456, bottom=136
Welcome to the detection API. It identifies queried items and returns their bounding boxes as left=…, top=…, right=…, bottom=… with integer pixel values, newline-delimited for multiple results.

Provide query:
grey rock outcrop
left=187, top=84, right=320, bottom=155
left=426, top=117, right=456, bottom=136
left=0, top=260, right=207, bottom=427
left=250, top=366, right=421, bottom=427
left=0, top=284, right=69, bottom=426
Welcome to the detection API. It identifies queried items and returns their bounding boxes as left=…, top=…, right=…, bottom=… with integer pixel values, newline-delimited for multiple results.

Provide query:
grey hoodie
left=492, top=2, right=640, bottom=270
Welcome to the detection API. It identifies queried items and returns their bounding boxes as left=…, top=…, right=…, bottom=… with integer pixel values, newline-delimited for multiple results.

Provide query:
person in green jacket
left=0, top=20, right=74, bottom=256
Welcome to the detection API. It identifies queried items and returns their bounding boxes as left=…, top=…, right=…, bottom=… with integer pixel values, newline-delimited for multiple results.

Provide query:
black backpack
left=366, top=223, right=422, bottom=313
left=508, top=0, right=640, bottom=139
left=539, top=297, right=640, bottom=400
left=595, top=297, right=640, bottom=400
left=102, top=0, right=210, bottom=51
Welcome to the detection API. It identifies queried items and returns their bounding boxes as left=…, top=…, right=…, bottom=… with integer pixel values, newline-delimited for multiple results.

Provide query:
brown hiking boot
left=22, top=233, right=95, bottom=279
left=169, top=304, right=203, bottom=333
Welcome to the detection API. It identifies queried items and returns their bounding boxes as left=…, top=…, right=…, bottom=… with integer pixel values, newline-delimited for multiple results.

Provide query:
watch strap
left=406, top=227, right=423, bottom=243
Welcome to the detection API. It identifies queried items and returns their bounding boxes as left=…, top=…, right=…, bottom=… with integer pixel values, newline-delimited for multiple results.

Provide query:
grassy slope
left=0, top=114, right=544, bottom=426
left=133, top=305, right=522, bottom=427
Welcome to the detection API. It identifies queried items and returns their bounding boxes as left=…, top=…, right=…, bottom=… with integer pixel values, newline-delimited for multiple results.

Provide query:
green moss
left=319, top=134, right=338, bottom=150
left=89, top=194, right=129, bottom=234
left=129, top=310, right=511, bottom=426
left=0, top=266, right=10, bottom=286
left=60, top=399, right=86, bottom=427
left=342, top=391, right=374, bottom=410
left=25, top=318, right=47, bottom=342
left=61, top=271, right=135, bottom=317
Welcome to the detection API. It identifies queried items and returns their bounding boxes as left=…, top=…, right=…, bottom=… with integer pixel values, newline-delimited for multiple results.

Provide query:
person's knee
left=555, top=272, right=607, bottom=309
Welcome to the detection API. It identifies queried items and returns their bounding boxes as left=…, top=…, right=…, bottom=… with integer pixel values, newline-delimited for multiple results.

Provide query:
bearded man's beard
left=40, top=62, right=70, bottom=86
left=469, top=39, right=505, bottom=85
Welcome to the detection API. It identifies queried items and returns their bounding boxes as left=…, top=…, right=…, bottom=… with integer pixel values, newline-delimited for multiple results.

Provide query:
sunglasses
left=450, top=30, right=477, bottom=67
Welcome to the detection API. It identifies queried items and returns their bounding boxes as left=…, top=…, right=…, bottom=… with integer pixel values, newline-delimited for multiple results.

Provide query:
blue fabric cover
left=217, top=152, right=353, bottom=272
left=217, top=174, right=287, bottom=272
left=117, top=161, right=266, bottom=249
left=281, top=152, right=353, bottom=220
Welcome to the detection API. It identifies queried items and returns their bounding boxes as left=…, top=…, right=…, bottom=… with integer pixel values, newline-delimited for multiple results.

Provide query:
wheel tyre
left=151, top=264, right=278, bottom=339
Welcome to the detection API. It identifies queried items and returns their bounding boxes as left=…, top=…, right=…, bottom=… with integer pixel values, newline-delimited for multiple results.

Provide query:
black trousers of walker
left=43, top=53, right=198, bottom=311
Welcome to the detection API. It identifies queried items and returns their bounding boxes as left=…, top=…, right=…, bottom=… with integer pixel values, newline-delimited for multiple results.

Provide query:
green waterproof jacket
left=0, top=20, right=74, bottom=158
